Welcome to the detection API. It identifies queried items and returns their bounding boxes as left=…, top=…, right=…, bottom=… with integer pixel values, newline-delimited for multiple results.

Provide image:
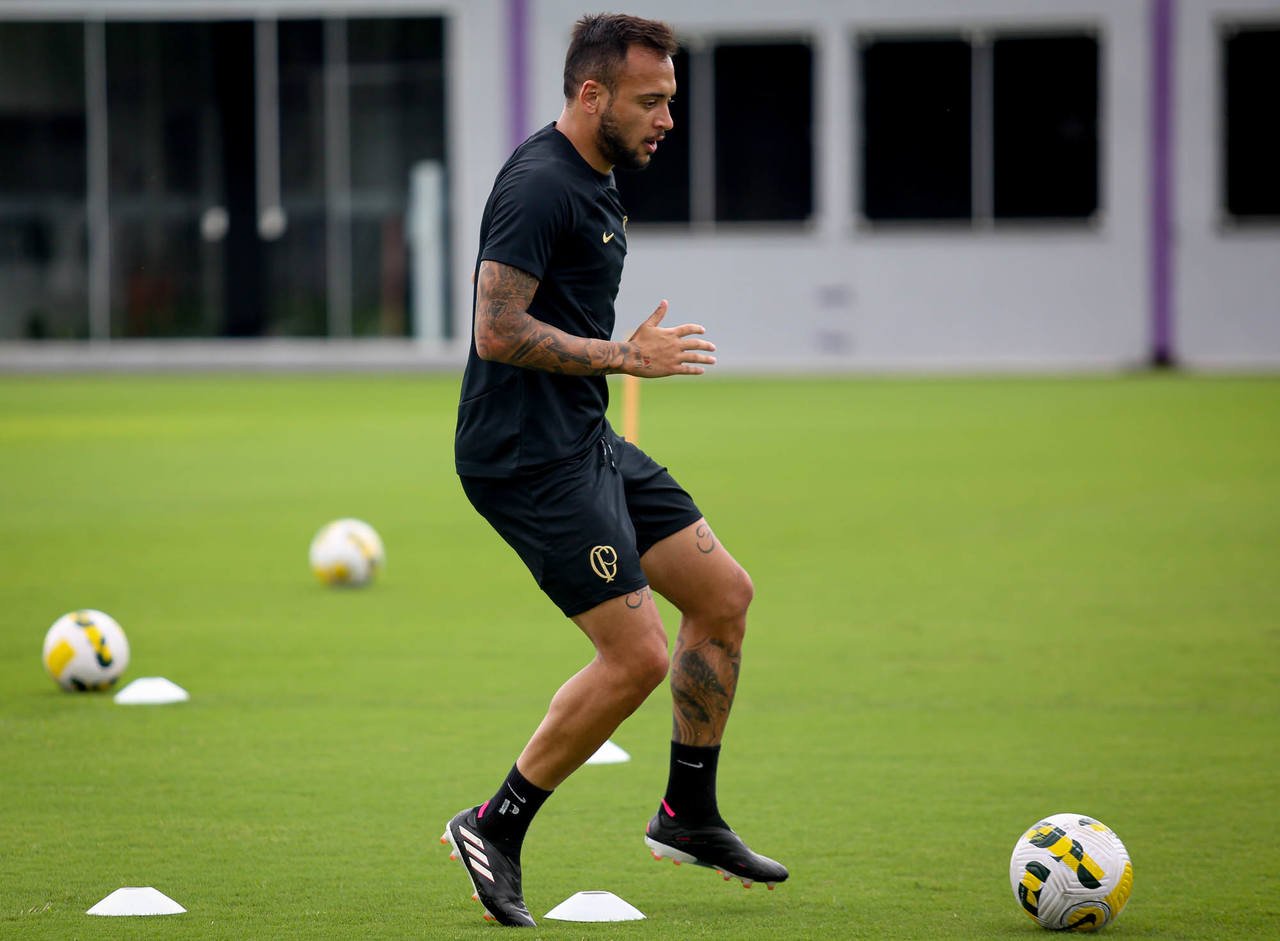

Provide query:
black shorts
left=460, top=426, right=702, bottom=618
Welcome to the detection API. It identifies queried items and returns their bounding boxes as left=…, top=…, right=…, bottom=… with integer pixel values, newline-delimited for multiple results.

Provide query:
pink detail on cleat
left=661, top=799, right=676, bottom=818
left=672, top=859, right=681, bottom=866
left=449, top=852, right=458, bottom=861
left=651, top=851, right=662, bottom=861
left=477, top=800, right=490, bottom=819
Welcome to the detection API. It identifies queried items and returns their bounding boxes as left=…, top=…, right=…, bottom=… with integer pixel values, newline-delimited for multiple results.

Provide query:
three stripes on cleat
left=440, top=826, right=499, bottom=921
left=442, top=824, right=495, bottom=884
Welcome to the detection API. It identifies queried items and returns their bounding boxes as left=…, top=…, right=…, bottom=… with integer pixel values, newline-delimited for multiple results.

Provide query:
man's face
left=595, top=46, right=676, bottom=171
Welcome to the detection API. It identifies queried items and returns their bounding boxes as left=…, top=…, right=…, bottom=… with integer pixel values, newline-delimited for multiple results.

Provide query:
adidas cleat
left=645, top=808, right=789, bottom=889
left=441, top=807, right=536, bottom=927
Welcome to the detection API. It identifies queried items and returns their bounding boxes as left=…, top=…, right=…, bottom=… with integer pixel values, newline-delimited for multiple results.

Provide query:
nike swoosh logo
left=505, top=783, right=527, bottom=803
left=602, top=231, right=615, bottom=244
left=676, top=760, right=704, bottom=769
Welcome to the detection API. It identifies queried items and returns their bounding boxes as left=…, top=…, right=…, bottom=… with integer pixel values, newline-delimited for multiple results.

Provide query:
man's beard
left=597, top=106, right=650, bottom=171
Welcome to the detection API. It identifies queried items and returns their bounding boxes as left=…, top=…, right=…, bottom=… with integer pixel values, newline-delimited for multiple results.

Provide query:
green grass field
left=1, top=372, right=1277, bottom=940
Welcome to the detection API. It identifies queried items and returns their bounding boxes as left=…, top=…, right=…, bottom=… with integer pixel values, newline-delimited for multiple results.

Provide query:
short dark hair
left=562, top=13, right=677, bottom=99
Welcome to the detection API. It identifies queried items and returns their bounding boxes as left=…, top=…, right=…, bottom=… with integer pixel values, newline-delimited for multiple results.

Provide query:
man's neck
left=555, top=107, right=612, bottom=174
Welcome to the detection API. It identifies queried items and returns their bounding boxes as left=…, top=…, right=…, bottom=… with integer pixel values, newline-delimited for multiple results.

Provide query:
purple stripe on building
left=508, top=0, right=530, bottom=153
left=1151, top=0, right=1175, bottom=365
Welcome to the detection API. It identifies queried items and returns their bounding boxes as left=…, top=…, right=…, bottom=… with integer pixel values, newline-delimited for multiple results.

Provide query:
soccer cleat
left=645, top=807, right=789, bottom=889
left=441, top=807, right=536, bottom=927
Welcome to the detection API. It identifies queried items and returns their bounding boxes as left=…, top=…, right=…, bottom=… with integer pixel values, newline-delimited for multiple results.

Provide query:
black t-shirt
left=455, top=123, right=629, bottom=477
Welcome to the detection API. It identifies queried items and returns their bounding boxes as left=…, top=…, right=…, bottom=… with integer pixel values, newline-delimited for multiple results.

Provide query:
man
left=443, top=13, right=788, bottom=927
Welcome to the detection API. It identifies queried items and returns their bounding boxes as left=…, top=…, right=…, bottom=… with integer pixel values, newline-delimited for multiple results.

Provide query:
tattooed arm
left=473, top=259, right=717, bottom=378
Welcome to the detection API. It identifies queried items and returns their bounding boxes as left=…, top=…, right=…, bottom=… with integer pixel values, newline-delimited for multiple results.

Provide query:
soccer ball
left=42, top=609, right=131, bottom=691
left=309, top=518, right=385, bottom=586
left=1010, top=813, right=1133, bottom=932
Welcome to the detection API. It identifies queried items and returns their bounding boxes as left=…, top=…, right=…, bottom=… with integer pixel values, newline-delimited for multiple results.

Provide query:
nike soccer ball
left=42, top=609, right=131, bottom=691
left=1010, top=813, right=1133, bottom=932
left=309, top=518, right=385, bottom=586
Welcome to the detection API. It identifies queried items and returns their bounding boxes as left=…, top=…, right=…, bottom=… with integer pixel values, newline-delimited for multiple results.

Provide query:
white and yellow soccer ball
left=309, top=518, right=385, bottom=586
left=1010, top=813, right=1133, bottom=932
left=42, top=609, right=131, bottom=691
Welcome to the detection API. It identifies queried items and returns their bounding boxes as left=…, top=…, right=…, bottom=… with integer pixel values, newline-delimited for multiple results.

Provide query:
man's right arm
left=474, top=260, right=629, bottom=375
left=474, top=260, right=716, bottom=378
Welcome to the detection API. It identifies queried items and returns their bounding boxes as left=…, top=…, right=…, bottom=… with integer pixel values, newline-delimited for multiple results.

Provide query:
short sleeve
left=481, top=162, right=569, bottom=281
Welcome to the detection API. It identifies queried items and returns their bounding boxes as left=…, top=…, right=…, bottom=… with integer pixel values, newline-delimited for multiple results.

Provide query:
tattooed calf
left=671, top=635, right=742, bottom=744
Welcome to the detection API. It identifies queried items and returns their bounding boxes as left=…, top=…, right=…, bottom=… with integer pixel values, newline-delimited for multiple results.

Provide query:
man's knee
left=726, top=564, right=755, bottom=620
left=701, top=562, right=753, bottom=629
left=614, top=633, right=670, bottom=698
left=639, top=643, right=672, bottom=693
left=683, top=563, right=753, bottom=644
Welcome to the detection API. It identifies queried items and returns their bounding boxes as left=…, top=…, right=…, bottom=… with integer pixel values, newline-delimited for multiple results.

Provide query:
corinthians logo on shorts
left=589, top=545, right=618, bottom=582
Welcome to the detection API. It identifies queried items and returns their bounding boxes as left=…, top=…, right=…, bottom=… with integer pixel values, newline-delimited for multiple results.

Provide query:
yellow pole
left=621, top=374, right=640, bottom=444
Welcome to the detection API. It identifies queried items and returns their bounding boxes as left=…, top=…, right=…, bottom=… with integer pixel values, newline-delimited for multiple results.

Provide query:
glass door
left=106, top=20, right=291, bottom=337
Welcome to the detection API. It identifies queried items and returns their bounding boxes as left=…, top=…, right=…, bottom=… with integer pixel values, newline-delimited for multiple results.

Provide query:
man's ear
left=579, top=79, right=607, bottom=115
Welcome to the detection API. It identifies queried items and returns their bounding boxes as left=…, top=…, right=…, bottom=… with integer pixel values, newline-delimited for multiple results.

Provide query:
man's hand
left=624, top=301, right=717, bottom=377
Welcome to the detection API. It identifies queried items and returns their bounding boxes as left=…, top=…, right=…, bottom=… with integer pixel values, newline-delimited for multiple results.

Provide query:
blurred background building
left=0, top=0, right=1276, bottom=370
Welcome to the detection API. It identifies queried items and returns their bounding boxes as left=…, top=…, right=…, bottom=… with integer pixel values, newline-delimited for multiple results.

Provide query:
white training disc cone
left=114, top=677, right=189, bottom=705
left=585, top=739, right=630, bottom=765
left=544, top=890, right=645, bottom=922
left=87, top=887, right=186, bottom=916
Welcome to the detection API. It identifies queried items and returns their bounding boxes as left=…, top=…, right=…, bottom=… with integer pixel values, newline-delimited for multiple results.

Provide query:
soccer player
left=443, top=13, right=788, bottom=927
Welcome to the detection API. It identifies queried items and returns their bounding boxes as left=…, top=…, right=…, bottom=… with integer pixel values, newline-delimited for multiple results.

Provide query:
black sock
left=661, top=742, right=726, bottom=826
left=474, top=763, right=552, bottom=860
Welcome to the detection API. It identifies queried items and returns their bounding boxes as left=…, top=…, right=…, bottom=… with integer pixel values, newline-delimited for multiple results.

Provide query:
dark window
left=347, top=17, right=446, bottom=192
left=1224, top=26, right=1280, bottom=219
left=993, top=35, right=1098, bottom=219
left=859, top=32, right=1098, bottom=223
left=279, top=19, right=326, bottom=203
left=613, top=47, right=689, bottom=223
left=861, top=38, right=971, bottom=221
left=0, top=23, right=86, bottom=198
left=714, top=42, right=812, bottom=222
left=348, top=16, right=444, bottom=65
left=0, top=21, right=88, bottom=339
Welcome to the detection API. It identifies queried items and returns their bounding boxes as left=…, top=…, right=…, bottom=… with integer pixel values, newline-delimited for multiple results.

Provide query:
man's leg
left=639, top=518, right=789, bottom=887
left=444, top=589, right=670, bottom=926
left=519, top=587, right=670, bottom=788
left=643, top=519, right=751, bottom=747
